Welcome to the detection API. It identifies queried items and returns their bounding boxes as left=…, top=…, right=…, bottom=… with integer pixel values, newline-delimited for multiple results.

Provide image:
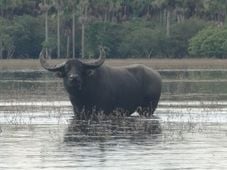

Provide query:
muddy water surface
left=0, top=70, right=227, bottom=169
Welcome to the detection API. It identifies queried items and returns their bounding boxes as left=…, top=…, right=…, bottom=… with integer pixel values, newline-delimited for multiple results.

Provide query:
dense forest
left=1, top=0, right=227, bottom=59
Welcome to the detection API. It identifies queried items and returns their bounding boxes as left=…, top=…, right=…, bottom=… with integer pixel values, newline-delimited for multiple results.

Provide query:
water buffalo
left=40, top=48, right=162, bottom=119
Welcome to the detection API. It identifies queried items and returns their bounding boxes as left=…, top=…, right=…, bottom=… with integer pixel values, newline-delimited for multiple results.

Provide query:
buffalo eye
left=55, top=71, right=65, bottom=78
left=86, top=69, right=95, bottom=77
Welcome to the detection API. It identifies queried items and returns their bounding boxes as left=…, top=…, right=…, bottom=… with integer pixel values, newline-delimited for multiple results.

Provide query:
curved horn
left=79, top=46, right=106, bottom=69
left=39, top=49, right=65, bottom=72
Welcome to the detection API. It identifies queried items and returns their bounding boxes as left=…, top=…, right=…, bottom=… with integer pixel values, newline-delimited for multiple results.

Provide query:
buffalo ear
left=55, top=71, right=65, bottom=78
left=86, top=69, right=95, bottom=77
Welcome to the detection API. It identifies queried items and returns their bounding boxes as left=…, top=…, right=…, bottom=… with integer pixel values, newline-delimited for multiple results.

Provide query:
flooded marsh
left=1, top=69, right=227, bottom=169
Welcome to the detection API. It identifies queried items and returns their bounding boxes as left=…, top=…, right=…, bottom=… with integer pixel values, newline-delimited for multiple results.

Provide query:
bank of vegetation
left=1, top=0, right=227, bottom=59
left=1, top=59, right=227, bottom=70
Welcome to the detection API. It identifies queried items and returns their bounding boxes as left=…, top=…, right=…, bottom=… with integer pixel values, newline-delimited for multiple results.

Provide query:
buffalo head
left=40, top=47, right=106, bottom=91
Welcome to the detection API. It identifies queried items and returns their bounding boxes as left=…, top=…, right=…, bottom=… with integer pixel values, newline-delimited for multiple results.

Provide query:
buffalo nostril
left=69, top=75, right=80, bottom=82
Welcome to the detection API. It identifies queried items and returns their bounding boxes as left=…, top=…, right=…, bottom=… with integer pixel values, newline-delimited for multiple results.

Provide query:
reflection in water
left=1, top=121, right=227, bottom=169
left=64, top=117, right=162, bottom=144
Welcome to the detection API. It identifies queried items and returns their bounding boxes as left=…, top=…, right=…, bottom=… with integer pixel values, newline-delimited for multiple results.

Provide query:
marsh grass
left=1, top=58, right=227, bottom=70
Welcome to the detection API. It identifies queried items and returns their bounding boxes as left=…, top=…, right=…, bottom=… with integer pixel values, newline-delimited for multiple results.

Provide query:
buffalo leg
left=148, top=102, right=154, bottom=116
left=150, top=100, right=158, bottom=115
left=148, top=100, right=160, bottom=118
left=73, top=106, right=82, bottom=120
left=83, top=106, right=92, bottom=120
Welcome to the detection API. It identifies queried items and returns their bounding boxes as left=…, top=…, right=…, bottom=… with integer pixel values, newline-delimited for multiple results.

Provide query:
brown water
left=0, top=70, right=227, bottom=169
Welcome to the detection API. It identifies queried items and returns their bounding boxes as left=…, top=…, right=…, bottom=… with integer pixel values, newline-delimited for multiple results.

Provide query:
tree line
left=0, top=0, right=227, bottom=59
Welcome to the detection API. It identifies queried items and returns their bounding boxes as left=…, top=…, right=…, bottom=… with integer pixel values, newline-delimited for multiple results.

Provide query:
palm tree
left=69, top=0, right=79, bottom=59
left=201, top=0, right=227, bottom=25
left=53, top=0, right=64, bottom=58
left=153, top=0, right=179, bottom=37
left=78, top=0, right=89, bottom=58
left=39, top=0, right=51, bottom=57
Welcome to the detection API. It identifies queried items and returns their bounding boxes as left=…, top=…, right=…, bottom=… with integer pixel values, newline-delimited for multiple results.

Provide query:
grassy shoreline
left=0, top=58, right=227, bottom=70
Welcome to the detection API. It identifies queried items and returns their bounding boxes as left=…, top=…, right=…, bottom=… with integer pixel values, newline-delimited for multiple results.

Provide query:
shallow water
left=1, top=69, right=227, bottom=169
